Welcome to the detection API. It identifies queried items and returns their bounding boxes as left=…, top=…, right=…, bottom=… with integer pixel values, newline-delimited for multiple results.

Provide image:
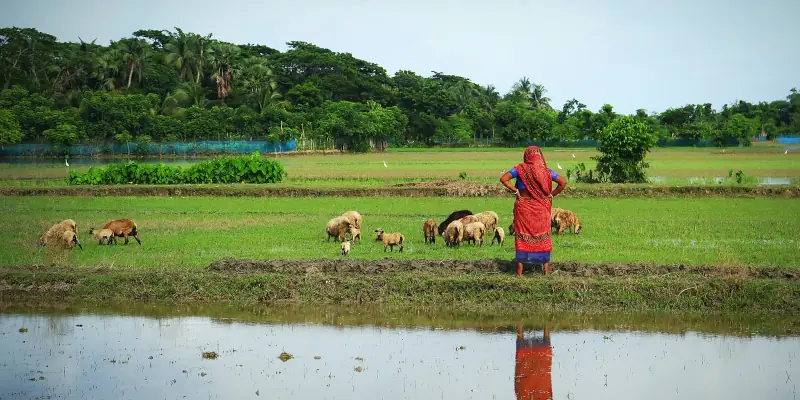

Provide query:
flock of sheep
left=38, top=218, right=142, bottom=250
left=326, top=207, right=583, bottom=256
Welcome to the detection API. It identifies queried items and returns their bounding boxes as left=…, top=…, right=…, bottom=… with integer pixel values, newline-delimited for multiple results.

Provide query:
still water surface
left=0, top=311, right=797, bottom=400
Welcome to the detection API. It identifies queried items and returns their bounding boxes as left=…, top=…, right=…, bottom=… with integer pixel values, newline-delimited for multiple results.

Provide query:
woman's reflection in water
left=514, top=324, right=553, bottom=400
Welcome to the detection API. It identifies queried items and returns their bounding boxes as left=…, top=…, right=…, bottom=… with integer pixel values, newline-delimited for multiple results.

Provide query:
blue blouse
left=508, top=167, right=560, bottom=190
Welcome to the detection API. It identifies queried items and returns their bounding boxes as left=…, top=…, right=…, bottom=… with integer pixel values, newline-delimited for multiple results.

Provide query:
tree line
left=1, top=26, right=798, bottom=151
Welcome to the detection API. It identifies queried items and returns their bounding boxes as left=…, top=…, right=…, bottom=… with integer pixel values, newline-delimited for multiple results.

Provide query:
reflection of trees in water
left=515, top=324, right=553, bottom=400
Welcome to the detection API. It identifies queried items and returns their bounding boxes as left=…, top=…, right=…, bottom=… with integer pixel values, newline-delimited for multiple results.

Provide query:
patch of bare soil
left=207, top=258, right=799, bottom=281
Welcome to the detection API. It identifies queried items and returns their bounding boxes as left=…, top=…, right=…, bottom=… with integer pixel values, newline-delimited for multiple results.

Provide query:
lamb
left=552, top=208, right=583, bottom=235
left=39, top=219, right=79, bottom=247
left=342, top=211, right=362, bottom=230
left=443, top=220, right=464, bottom=247
left=491, top=227, right=505, bottom=246
left=374, top=228, right=405, bottom=252
left=89, top=228, right=116, bottom=245
left=103, top=219, right=141, bottom=245
left=349, top=226, right=362, bottom=243
left=463, top=221, right=486, bottom=246
left=326, top=216, right=352, bottom=242
left=438, top=210, right=473, bottom=236
left=341, top=240, right=351, bottom=256
left=474, top=211, right=499, bottom=232
left=422, top=219, right=437, bottom=244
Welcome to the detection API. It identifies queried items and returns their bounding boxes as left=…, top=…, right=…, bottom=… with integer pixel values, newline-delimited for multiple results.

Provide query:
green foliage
left=2, top=26, right=799, bottom=153
left=458, top=172, right=468, bottom=180
left=66, top=152, right=286, bottom=185
left=0, top=109, right=23, bottom=145
left=593, top=116, right=657, bottom=183
left=43, top=123, right=80, bottom=147
left=565, top=162, right=601, bottom=183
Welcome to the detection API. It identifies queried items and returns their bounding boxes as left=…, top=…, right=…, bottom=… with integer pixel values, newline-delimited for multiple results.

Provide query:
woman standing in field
left=500, top=146, right=567, bottom=276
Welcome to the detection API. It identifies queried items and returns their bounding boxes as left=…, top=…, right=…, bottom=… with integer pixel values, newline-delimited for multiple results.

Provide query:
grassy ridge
left=1, top=266, right=798, bottom=315
left=1, top=196, right=798, bottom=268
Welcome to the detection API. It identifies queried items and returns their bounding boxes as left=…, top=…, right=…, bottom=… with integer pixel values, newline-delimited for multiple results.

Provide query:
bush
left=67, top=152, right=286, bottom=185
left=593, top=116, right=656, bottom=183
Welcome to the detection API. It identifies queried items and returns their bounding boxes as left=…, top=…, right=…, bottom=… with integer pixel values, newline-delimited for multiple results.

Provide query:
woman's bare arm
left=500, top=172, right=519, bottom=197
left=551, top=175, right=567, bottom=198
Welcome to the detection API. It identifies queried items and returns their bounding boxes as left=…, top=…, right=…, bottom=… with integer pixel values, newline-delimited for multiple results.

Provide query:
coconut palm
left=238, top=57, right=282, bottom=112
left=164, top=28, right=199, bottom=82
left=119, top=38, right=151, bottom=89
left=209, top=42, right=240, bottom=100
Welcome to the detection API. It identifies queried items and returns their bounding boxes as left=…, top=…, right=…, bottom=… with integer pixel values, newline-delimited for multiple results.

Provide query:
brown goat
left=422, top=219, right=437, bottom=244
left=103, top=219, right=141, bottom=245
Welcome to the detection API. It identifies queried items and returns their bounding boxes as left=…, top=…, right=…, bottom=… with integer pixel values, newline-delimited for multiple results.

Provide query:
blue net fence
left=0, top=140, right=298, bottom=157
left=777, top=136, right=800, bottom=145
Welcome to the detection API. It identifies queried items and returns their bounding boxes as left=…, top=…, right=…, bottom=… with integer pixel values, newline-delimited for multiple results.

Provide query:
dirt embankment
left=207, top=258, right=799, bottom=281
left=1, top=181, right=797, bottom=198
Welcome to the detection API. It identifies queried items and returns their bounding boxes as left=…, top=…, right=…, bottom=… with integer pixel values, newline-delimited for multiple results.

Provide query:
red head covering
left=514, top=146, right=552, bottom=200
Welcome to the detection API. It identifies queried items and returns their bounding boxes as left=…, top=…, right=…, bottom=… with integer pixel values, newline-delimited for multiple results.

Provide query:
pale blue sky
left=2, top=0, right=798, bottom=114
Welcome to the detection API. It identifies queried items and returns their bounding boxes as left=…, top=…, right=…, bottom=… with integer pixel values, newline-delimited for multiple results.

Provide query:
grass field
left=3, top=196, right=798, bottom=269
left=1, top=147, right=798, bottom=185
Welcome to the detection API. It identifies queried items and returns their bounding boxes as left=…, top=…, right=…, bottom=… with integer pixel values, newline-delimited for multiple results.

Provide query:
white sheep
left=341, top=240, right=351, bottom=256
left=463, top=221, right=486, bottom=247
left=349, top=226, right=362, bottom=243
left=475, top=211, right=499, bottom=232
left=444, top=220, right=464, bottom=247
left=342, top=211, right=362, bottom=230
left=326, top=216, right=351, bottom=242
left=40, top=219, right=79, bottom=248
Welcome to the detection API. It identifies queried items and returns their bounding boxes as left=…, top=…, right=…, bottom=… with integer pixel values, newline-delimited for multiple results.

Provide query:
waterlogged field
left=1, top=305, right=798, bottom=400
left=1, top=147, right=798, bottom=185
left=2, top=196, right=798, bottom=269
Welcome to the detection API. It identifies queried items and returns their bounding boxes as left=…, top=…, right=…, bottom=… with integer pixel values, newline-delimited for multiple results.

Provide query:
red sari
left=513, top=146, right=553, bottom=260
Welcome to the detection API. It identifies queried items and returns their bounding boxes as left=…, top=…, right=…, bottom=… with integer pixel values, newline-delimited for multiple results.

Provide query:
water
left=0, top=306, right=797, bottom=400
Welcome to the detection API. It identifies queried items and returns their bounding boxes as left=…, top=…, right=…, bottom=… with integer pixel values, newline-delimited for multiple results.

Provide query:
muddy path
left=206, top=258, right=800, bottom=281
left=1, top=182, right=797, bottom=198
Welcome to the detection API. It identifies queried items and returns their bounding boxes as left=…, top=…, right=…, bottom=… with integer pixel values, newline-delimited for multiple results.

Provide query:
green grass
left=1, top=147, right=798, bottom=184
left=3, top=196, right=798, bottom=269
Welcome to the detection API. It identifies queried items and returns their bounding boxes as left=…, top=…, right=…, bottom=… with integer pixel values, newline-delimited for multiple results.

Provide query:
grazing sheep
left=103, top=219, right=141, bottom=245
left=341, top=241, right=351, bottom=256
left=550, top=207, right=564, bottom=231
left=349, top=226, right=362, bottom=243
left=40, top=219, right=79, bottom=247
left=492, top=227, right=505, bottom=246
left=463, top=222, right=486, bottom=247
left=89, top=228, right=115, bottom=245
left=422, top=219, right=437, bottom=244
left=374, top=228, right=405, bottom=252
left=552, top=208, right=582, bottom=235
left=475, top=211, right=499, bottom=232
left=326, top=216, right=352, bottom=242
left=342, top=211, right=362, bottom=230
left=458, top=214, right=481, bottom=225
left=443, top=220, right=465, bottom=247
left=61, top=230, right=83, bottom=250
left=438, top=210, right=473, bottom=236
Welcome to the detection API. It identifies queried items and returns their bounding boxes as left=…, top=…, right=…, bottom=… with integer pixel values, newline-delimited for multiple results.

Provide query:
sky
left=2, top=0, right=798, bottom=114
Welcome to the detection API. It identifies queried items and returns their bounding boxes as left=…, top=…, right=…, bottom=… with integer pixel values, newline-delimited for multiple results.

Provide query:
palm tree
left=239, top=57, right=282, bottom=112
left=530, top=83, right=552, bottom=110
left=210, top=43, right=240, bottom=100
left=119, top=38, right=151, bottom=89
left=164, top=28, right=199, bottom=82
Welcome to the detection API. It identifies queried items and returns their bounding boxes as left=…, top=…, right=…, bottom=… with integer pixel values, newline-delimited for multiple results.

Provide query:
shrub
left=67, top=152, right=286, bottom=185
left=593, top=116, right=656, bottom=183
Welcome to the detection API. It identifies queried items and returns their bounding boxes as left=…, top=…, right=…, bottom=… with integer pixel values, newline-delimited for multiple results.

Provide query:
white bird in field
left=65, top=157, right=69, bottom=167
left=785, top=149, right=789, bottom=154
left=572, top=153, right=576, bottom=158
left=383, top=161, right=388, bottom=168
left=557, top=162, right=563, bottom=170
